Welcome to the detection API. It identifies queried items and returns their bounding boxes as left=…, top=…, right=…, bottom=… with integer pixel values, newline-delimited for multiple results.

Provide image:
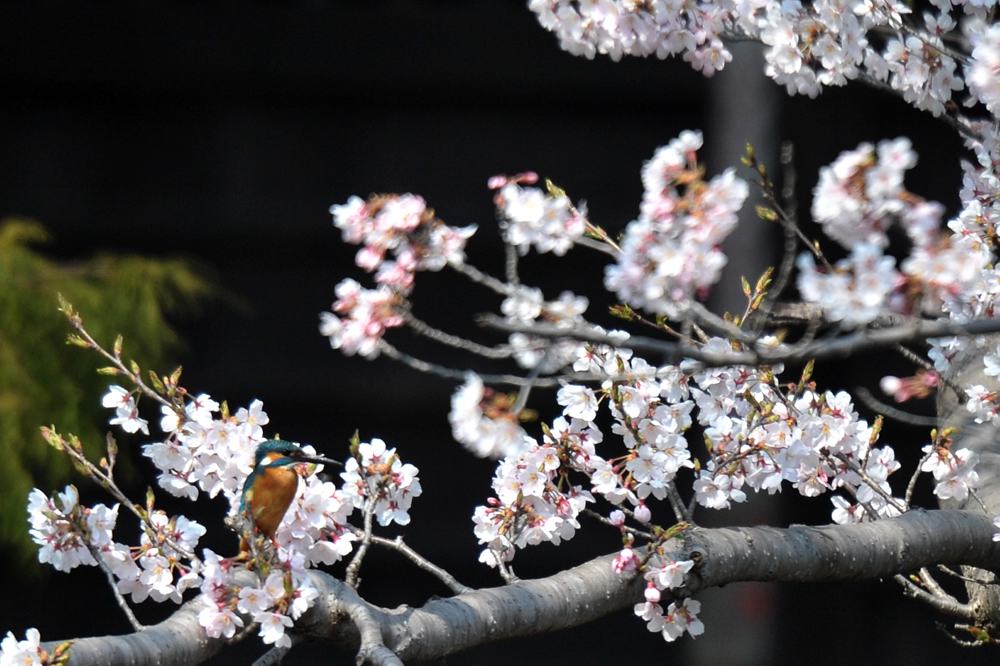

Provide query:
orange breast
left=250, top=466, right=300, bottom=538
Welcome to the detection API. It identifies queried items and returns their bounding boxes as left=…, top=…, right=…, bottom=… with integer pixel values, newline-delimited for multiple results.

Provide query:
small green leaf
left=609, top=304, right=636, bottom=321
left=755, top=205, right=778, bottom=222
left=66, top=334, right=91, bottom=348
left=544, top=178, right=567, bottom=199
left=148, top=370, right=166, bottom=394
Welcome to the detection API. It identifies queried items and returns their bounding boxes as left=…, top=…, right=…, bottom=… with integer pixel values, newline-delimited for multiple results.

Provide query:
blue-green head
left=253, top=439, right=307, bottom=468
left=252, top=439, right=341, bottom=469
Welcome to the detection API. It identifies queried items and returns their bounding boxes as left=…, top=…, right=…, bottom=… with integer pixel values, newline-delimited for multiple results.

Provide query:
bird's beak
left=295, top=453, right=343, bottom=467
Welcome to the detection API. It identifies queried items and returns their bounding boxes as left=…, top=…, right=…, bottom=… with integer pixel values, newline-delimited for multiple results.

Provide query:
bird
left=239, top=439, right=339, bottom=543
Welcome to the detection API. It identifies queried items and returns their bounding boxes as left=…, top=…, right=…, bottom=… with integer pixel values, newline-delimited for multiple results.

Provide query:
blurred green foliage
left=0, top=218, right=213, bottom=564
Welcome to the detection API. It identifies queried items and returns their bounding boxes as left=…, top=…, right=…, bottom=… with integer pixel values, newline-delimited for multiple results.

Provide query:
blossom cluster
left=198, top=551, right=318, bottom=647
left=528, top=0, right=733, bottom=76
left=273, top=476, right=357, bottom=565
left=27, top=485, right=105, bottom=573
left=921, top=444, right=980, bottom=501
left=967, top=23, right=1000, bottom=116
left=27, top=483, right=207, bottom=604
left=502, top=287, right=593, bottom=372
left=605, top=131, right=749, bottom=317
left=0, top=629, right=44, bottom=666
left=101, top=385, right=149, bottom=435
left=319, top=278, right=405, bottom=358
left=634, top=597, right=704, bottom=642
left=491, top=174, right=587, bottom=255
left=473, top=437, right=595, bottom=567
left=529, top=0, right=994, bottom=116
left=320, top=193, right=477, bottom=359
left=330, top=193, right=476, bottom=292
left=686, top=342, right=903, bottom=521
left=135, top=390, right=263, bottom=507
left=449, top=373, right=529, bottom=459
left=798, top=138, right=992, bottom=325
left=77, top=379, right=420, bottom=649
left=340, top=438, right=422, bottom=527
left=810, top=138, right=927, bottom=249
left=797, top=242, right=899, bottom=326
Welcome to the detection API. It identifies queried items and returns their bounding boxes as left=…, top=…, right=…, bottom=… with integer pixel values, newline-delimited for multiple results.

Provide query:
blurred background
left=0, top=1, right=985, bottom=664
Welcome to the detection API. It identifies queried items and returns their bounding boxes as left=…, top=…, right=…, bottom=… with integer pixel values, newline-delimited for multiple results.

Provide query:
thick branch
left=47, top=510, right=1000, bottom=665
left=47, top=601, right=223, bottom=665
left=938, top=336, right=1000, bottom=627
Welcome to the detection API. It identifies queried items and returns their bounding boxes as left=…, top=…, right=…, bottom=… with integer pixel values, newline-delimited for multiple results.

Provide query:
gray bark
left=938, top=339, right=1000, bottom=629
left=46, top=510, right=1000, bottom=665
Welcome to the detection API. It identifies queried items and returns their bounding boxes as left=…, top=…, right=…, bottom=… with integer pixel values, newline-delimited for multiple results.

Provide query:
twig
left=511, top=350, right=550, bottom=413
left=906, top=446, right=938, bottom=507
left=368, top=535, right=471, bottom=594
left=404, top=313, right=512, bottom=359
left=582, top=222, right=622, bottom=254
left=380, top=340, right=674, bottom=388
left=855, top=386, right=940, bottom=428
left=345, top=488, right=377, bottom=588
left=495, top=554, right=518, bottom=584
left=968, top=489, right=991, bottom=514
left=450, top=261, right=514, bottom=296
left=63, top=307, right=174, bottom=411
left=936, top=621, right=988, bottom=647
left=834, top=453, right=908, bottom=515
left=50, top=430, right=197, bottom=562
left=895, top=574, right=974, bottom=618
left=574, top=235, right=619, bottom=258
left=86, top=542, right=144, bottom=631
left=664, top=482, right=692, bottom=524
left=752, top=142, right=800, bottom=335
left=688, top=302, right=755, bottom=343
left=504, top=242, right=520, bottom=285
left=480, top=314, right=1000, bottom=367
left=228, top=619, right=260, bottom=646
left=377, top=341, right=568, bottom=387
left=854, top=72, right=979, bottom=142
left=937, top=564, right=1000, bottom=587
left=582, top=508, right=654, bottom=539
left=918, top=567, right=949, bottom=599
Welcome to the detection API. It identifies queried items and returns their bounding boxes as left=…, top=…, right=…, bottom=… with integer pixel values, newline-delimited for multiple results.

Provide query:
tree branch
left=46, top=510, right=1000, bottom=665
left=481, top=315, right=1000, bottom=367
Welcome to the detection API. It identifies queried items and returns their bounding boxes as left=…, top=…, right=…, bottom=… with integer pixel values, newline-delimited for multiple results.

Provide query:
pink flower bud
left=634, top=503, right=651, bottom=524
left=609, top=509, right=626, bottom=527
left=644, top=582, right=661, bottom=604
left=613, top=547, right=637, bottom=574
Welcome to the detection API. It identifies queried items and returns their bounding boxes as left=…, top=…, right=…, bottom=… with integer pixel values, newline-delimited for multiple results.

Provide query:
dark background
left=0, top=1, right=989, bottom=664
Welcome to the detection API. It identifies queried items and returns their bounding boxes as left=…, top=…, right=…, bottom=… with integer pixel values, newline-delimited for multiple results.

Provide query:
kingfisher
left=239, top=439, right=339, bottom=542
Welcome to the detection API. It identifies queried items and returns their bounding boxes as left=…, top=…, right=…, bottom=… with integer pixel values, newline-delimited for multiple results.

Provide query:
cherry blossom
left=330, top=193, right=476, bottom=289
left=340, top=438, right=422, bottom=527
left=493, top=179, right=587, bottom=255
left=27, top=486, right=99, bottom=573
left=101, top=384, right=149, bottom=435
left=921, top=445, right=980, bottom=501
left=319, top=279, right=405, bottom=358
left=0, top=628, right=43, bottom=666
left=796, top=242, right=899, bottom=326
left=449, top=373, right=529, bottom=459
left=605, top=132, right=748, bottom=316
